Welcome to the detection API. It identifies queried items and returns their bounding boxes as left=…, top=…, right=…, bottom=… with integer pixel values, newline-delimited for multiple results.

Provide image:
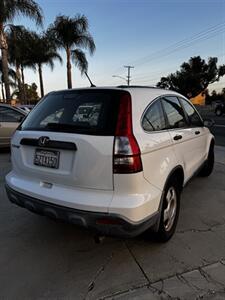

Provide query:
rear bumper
left=5, top=184, right=159, bottom=238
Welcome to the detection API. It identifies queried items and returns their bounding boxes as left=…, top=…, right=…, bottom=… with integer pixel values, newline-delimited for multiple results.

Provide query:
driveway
left=0, top=147, right=225, bottom=299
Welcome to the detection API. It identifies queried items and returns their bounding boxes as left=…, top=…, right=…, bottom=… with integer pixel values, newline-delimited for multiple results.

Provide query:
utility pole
left=124, top=65, right=134, bottom=86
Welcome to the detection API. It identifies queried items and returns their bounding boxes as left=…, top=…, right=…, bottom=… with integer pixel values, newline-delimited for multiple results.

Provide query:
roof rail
left=117, top=85, right=158, bottom=89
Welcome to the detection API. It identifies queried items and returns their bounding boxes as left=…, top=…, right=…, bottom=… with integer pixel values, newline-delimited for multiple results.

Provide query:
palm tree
left=8, top=27, right=62, bottom=99
left=47, top=15, right=96, bottom=89
left=7, top=26, right=31, bottom=101
left=28, top=32, right=62, bottom=97
left=0, top=58, right=17, bottom=102
left=0, top=0, right=43, bottom=101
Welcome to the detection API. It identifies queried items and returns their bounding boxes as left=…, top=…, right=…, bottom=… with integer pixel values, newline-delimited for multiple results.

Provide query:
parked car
left=0, top=104, right=27, bottom=148
left=5, top=87, right=214, bottom=241
left=17, top=105, right=35, bottom=113
left=215, top=103, right=225, bottom=116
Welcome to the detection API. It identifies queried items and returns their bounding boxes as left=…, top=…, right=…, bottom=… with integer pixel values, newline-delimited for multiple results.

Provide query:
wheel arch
left=163, top=165, right=184, bottom=192
left=207, top=136, right=215, bottom=155
left=152, top=165, right=184, bottom=232
left=210, top=137, right=215, bottom=148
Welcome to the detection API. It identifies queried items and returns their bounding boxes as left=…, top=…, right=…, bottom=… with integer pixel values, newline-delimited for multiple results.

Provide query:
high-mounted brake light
left=113, top=93, right=143, bottom=174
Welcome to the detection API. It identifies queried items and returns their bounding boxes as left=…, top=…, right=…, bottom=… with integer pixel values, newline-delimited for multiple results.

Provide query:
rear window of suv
left=20, top=89, right=123, bottom=136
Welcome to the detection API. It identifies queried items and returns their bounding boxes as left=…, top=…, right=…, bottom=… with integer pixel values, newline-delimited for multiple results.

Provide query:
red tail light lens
left=113, top=93, right=143, bottom=174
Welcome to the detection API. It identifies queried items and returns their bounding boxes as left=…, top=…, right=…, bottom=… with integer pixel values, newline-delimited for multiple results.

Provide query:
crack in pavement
left=201, top=217, right=225, bottom=228
left=124, top=241, right=174, bottom=299
left=124, top=241, right=150, bottom=285
left=151, top=279, right=174, bottom=299
left=177, top=228, right=212, bottom=234
left=221, top=260, right=225, bottom=266
left=195, top=287, right=225, bottom=300
left=179, top=271, right=222, bottom=300
left=177, top=220, right=225, bottom=234
left=199, top=266, right=225, bottom=289
left=177, top=273, right=201, bottom=292
left=100, top=283, right=148, bottom=300
left=84, top=252, right=114, bottom=300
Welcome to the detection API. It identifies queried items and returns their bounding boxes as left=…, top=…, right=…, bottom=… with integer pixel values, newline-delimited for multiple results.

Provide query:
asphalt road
left=1, top=148, right=225, bottom=299
left=198, top=108, right=225, bottom=146
left=211, top=125, right=225, bottom=146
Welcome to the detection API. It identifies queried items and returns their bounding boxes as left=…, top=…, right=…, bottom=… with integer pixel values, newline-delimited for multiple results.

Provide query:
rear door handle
left=195, top=131, right=200, bottom=135
left=173, top=134, right=182, bottom=141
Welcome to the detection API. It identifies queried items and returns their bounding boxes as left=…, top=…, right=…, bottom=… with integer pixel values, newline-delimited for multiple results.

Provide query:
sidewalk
left=114, top=260, right=225, bottom=300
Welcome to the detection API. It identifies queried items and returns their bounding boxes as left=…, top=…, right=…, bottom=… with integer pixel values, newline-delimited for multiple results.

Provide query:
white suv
left=5, top=86, right=214, bottom=241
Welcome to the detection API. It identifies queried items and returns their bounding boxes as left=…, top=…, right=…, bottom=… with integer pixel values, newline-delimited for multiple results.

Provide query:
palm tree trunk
left=66, top=47, right=72, bottom=89
left=38, top=63, right=44, bottom=97
left=16, top=63, right=23, bottom=102
left=21, top=65, right=27, bottom=104
left=21, top=65, right=25, bottom=86
left=1, top=82, right=5, bottom=102
left=0, top=23, right=10, bottom=102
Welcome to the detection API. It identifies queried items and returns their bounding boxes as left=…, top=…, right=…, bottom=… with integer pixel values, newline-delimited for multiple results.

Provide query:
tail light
left=113, top=93, right=143, bottom=174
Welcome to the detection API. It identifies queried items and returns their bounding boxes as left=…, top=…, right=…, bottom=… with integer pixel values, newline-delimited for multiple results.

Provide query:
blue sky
left=14, top=0, right=225, bottom=95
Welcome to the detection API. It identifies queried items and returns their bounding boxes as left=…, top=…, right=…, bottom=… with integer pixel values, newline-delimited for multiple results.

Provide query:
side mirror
left=203, top=119, right=215, bottom=128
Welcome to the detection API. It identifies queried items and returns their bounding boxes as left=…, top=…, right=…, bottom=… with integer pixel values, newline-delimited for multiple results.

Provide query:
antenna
left=85, top=72, right=96, bottom=87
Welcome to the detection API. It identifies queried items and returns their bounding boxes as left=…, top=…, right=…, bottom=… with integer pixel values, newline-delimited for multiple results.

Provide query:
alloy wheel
left=163, top=186, right=177, bottom=232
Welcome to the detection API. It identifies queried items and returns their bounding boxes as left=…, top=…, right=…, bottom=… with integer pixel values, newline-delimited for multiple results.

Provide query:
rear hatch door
left=14, top=89, right=122, bottom=191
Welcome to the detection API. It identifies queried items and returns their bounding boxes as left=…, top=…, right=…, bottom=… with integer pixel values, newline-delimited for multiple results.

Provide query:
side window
left=162, top=96, right=187, bottom=129
left=0, top=107, right=23, bottom=122
left=142, top=99, right=166, bottom=132
left=179, top=98, right=203, bottom=127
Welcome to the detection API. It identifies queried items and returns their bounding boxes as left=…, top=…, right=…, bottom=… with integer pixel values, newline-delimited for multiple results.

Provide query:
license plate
left=34, top=149, right=60, bottom=169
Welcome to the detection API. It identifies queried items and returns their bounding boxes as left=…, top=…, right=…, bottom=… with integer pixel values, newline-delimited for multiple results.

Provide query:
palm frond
left=75, top=33, right=96, bottom=55
left=0, top=56, right=16, bottom=82
left=71, top=49, right=88, bottom=74
left=45, top=53, right=62, bottom=71
left=47, top=14, right=95, bottom=53
left=72, top=14, right=88, bottom=33
left=0, top=0, right=43, bottom=26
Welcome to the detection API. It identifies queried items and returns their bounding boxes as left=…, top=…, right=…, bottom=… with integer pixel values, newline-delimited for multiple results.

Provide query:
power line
left=132, top=53, right=225, bottom=83
left=99, top=22, right=225, bottom=85
left=111, top=22, right=225, bottom=77
left=134, top=29, right=225, bottom=68
left=127, top=22, right=225, bottom=67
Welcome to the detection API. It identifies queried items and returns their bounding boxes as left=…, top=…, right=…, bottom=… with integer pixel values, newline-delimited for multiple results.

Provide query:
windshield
left=20, top=89, right=122, bottom=136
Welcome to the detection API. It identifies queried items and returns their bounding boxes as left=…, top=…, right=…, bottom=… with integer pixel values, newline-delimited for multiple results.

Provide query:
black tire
left=156, top=178, right=180, bottom=242
left=215, top=108, right=222, bottom=116
left=199, top=144, right=214, bottom=177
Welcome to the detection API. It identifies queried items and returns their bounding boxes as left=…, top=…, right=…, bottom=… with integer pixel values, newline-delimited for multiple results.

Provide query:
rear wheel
left=199, top=144, right=214, bottom=177
left=156, top=178, right=180, bottom=242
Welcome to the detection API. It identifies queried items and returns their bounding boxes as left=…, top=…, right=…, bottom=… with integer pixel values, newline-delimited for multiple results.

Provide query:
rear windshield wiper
left=45, top=122, right=93, bottom=131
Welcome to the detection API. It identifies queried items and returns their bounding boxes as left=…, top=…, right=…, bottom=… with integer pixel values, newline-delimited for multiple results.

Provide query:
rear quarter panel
left=135, top=131, right=178, bottom=191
